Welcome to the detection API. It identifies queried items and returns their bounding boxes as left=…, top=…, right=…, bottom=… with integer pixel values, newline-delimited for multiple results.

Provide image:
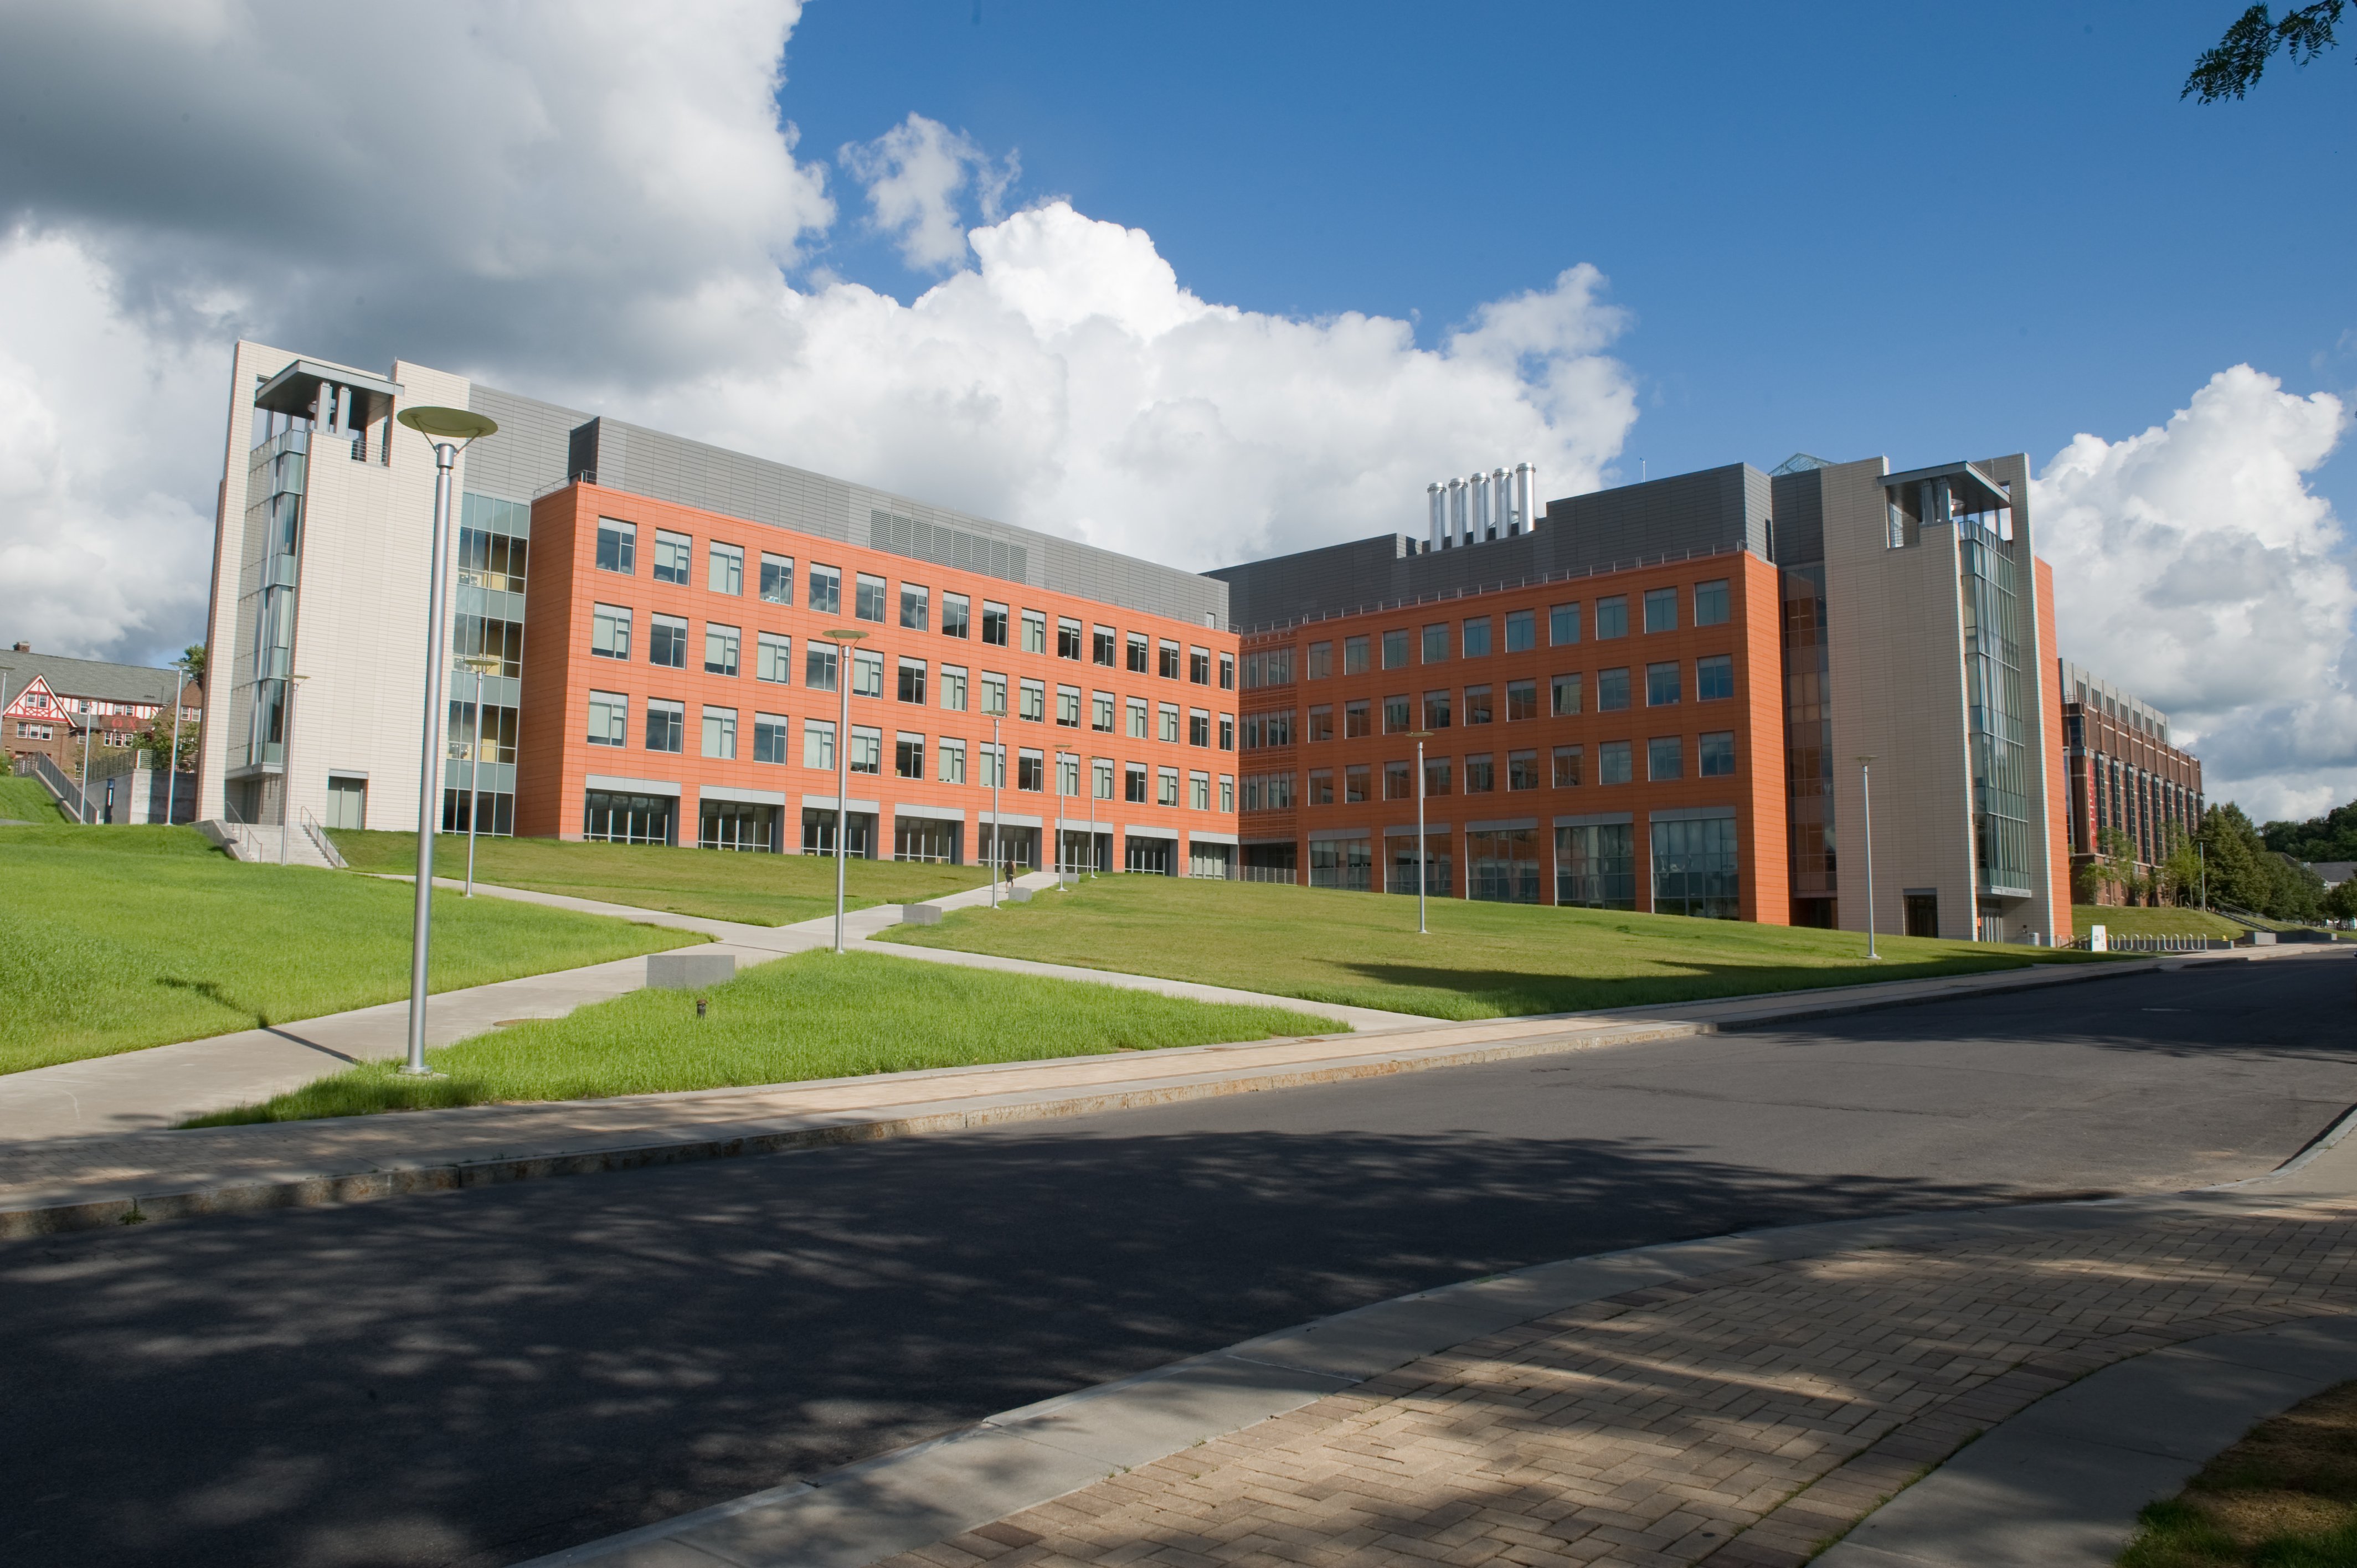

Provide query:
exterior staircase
left=196, top=813, right=346, bottom=870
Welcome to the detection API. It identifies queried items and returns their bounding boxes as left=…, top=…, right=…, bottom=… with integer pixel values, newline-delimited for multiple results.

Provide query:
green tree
left=2096, top=827, right=2141, bottom=906
left=2265, top=853, right=2327, bottom=922
left=2159, top=823, right=2204, bottom=907
left=2186, top=2, right=2347, bottom=101
left=2324, top=877, right=2357, bottom=923
left=2199, top=803, right=2272, bottom=911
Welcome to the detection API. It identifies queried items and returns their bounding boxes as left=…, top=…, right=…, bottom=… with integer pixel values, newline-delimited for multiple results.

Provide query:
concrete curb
left=508, top=1186, right=2319, bottom=1568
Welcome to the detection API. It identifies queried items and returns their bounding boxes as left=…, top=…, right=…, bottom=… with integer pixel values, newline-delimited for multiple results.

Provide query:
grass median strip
left=2119, top=1379, right=2357, bottom=1566
left=330, top=829, right=989, bottom=925
left=184, top=950, right=1345, bottom=1125
left=2073, top=904, right=2246, bottom=940
left=0, top=824, right=702, bottom=1074
left=881, top=875, right=2107, bottom=1020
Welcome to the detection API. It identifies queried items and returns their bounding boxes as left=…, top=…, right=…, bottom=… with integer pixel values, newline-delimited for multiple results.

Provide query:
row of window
left=583, top=690, right=1238, bottom=808
left=1241, top=733, right=1739, bottom=809
left=1239, top=656, right=1736, bottom=747
left=1241, top=580, right=1733, bottom=688
left=1305, top=818, right=1737, bottom=919
left=591, top=516, right=1234, bottom=683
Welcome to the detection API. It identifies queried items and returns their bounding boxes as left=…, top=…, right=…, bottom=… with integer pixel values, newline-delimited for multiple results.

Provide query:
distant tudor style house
left=1, top=643, right=204, bottom=782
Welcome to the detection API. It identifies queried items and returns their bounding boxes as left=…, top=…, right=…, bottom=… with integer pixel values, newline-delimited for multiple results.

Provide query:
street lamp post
left=279, top=673, right=308, bottom=865
left=394, top=406, right=499, bottom=1077
left=1407, top=730, right=1434, bottom=933
left=164, top=662, right=186, bottom=827
left=460, top=654, right=501, bottom=896
left=820, top=628, right=868, bottom=953
left=990, top=714, right=1002, bottom=905
left=1857, top=755, right=1879, bottom=960
left=76, top=705, right=93, bottom=823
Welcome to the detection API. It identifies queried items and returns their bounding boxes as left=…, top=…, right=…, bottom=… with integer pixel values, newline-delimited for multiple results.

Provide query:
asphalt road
left=5, top=953, right=2353, bottom=1568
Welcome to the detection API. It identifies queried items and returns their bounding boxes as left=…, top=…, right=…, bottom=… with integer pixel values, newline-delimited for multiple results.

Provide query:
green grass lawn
left=2073, top=904, right=2246, bottom=940
left=880, top=876, right=2106, bottom=1020
left=186, top=950, right=1342, bottom=1124
left=0, top=774, right=71, bottom=823
left=331, top=829, right=990, bottom=925
left=0, top=824, right=703, bottom=1074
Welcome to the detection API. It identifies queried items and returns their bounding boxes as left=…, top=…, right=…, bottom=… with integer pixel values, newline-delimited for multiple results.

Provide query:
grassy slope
left=0, top=824, right=701, bottom=1074
left=187, top=950, right=1341, bottom=1124
left=2073, top=904, right=2246, bottom=940
left=882, top=876, right=2102, bottom=1020
left=2119, top=1379, right=2357, bottom=1566
left=332, top=829, right=989, bottom=925
left=0, top=775, right=70, bottom=823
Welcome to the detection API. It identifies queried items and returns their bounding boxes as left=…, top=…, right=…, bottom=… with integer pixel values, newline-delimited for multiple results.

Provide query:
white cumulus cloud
left=2035, top=365, right=2357, bottom=822
left=841, top=114, right=1020, bottom=274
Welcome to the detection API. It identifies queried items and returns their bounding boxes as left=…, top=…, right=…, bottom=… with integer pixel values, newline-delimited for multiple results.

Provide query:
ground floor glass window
left=1386, top=835, right=1452, bottom=896
left=1650, top=815, right=1738, bottom=919
left=1467, top=828, right=1540, bottom=904
left=584, top=790, right=673, bottom=845
left=1556, top=822, right=1636, bottom=909
left=1309, top=837, right=1373, bottom=891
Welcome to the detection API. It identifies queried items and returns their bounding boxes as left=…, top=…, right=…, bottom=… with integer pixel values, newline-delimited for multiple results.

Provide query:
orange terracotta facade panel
left=2035, top=556, right=2075, bottom=940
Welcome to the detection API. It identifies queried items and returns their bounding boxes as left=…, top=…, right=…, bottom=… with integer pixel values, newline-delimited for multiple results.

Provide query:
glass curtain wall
left=1467, top=829, right=1540, bottom=903
left=1309, top=837, right=1373, bottom=890
left=1651, top=816, right=1740, bottom=919
left=1555, top=823, right=1636, bottom=909
left=1780, top=566, right=1837, bottom=926
left=1955, top=493, right=2034, bottom=898
left=443, top=494, right=530, bottom=835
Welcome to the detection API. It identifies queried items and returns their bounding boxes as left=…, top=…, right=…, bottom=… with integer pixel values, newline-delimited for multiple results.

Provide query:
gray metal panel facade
left=1769, top=466, right=1827, bottom=566
left=1211, top=463, right=1771, bottom=631
left=461, top=385, right=588, bottom=504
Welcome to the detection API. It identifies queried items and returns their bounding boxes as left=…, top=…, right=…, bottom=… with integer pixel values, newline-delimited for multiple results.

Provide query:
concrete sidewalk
left=0, top=947, right=2271, bottom=1239
left=519, top=1027, right=2357, bottom=1568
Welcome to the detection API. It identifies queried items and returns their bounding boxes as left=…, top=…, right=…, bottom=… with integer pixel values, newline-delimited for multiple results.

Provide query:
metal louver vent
left=869, top=509, right=1028, bottom=584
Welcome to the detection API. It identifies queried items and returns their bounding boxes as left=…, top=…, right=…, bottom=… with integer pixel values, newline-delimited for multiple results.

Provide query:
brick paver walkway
left=881, top=1199, right=2357, bottom=1568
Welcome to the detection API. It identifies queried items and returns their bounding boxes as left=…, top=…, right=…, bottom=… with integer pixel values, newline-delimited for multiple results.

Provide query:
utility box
left=2248, top=930, right=2277, bottom=947
left=2089, top=925, right=2107, bottom=953
left=649, top=952, right=735, bottom=989
left=1007, top=886, right=1032, bottom=904
left=900, top=903, right=946, bottom=926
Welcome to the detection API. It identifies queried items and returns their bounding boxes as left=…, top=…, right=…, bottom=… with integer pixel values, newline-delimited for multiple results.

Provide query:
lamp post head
left=820, top=628, right=868, bottom=644
left=460, top=655, right=501, bottom=674
left=397, top=406, right=498, bottom=443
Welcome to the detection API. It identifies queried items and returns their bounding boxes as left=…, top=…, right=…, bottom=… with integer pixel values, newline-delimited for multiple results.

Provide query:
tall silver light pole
left=279, top=673, right=308, bottom=865
left=990, top=713, right=1002, bottom=905
left=1408, top=730, right=1434, bottom=933
left=76, top=706, right=93, bottom=823
left=1857, top=755, right=1879, bottom=960
left=821, top=629, right=867, bottom=953
left=394, top=406, right=498, bottom=1076
left=1054, top=749, right=1071, bottom=890
left=163, top=663, right=186, bottom=827
left=461, top=655, right=500, bottom=895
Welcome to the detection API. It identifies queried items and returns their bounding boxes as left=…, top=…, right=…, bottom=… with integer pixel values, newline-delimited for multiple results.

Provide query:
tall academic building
left=199, top=342, right=2097, bottom=943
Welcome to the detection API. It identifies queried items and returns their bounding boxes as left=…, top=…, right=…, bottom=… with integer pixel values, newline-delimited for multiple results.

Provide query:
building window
left=840, top=648, right=878, bottom=699
left=1191, top=770, right=1211, bottom=809
left=706, top=624, right=741, bottom=677
left=584, top=790, right=671, bottom=845
left=1597, top=667, right=1630, bottom=711
left=1422, top=624, right=1449, bottom=664
left=1504, top=679, right=1538, bottom=722
left=1057, top=684, right=1082, bottom=727
left=1219, top=652, right=1236, bottom=690
left=754, top=713, right=789, bottom=764
left=1700, top=731, right=1736, bottom=777
left=1058, top=616, right=1083, bottom=659
left=1382, top=695, right=1410, bottom=734
left=981, top=672, right=1007, bottom=716
left=592, top=604, right=631, bottom=660
left=653, top=529, right=692, bottom=585
left=1504, top=608, right=1535, bottom=653
left=1596, top=596, right=1628, bottom=639
left=855, top=573, right=888, bottom=623
left=1646, top=662, right=1681, bottom=706
left=939, top=737, right=967, bottom=783
left=1191, top=647, right=1212, bottom=684
left=1552, top=745, right=1582, bottom=787
left=1307, top=767, right=1334, bottom=805
left=1462, top=617, right=1492, bottom=658
left=1158, top=703, right=1180, bottom=744
left=1507, top=749, right=1540, bottom=791
left=941, top=592, right=971, bottom=638
left=1092, top=625, right=1116, bottom=666
left=850, top=725, right=883, bottom=775
left=1218, top=713, right=1234, bottom=750
left=1463, top=684, right=1493, bottom=725
left=1381, top=629, right=1408, bottom=669
left=759, top=552, right=794, bottom=604
left=1022, top=610, right=1047, bottom=654
left=1126, top=632, right=1149, bottom=672
left=1344, top=699, right=1371, bottom=738
left=982, top=601, right=1010, bottom=646
left=898, top=658, right=928, bottom=705
left=1464, top=754, right=1495, bottom=793
left=1020, top=677, right=1046, bottom=722
left=1093, top=757, right=1115, bottom=800
left=895, top=733, right=925, bottom=780
left=1647, top=736, right=1684, bottom=781
left=805, top=643, right=838, bottom=692
left=1125, top=762, right=1147, bottom=803
left=1159, top=639, right=1181, bottom=679
left=1219, top=775, right=1235, bottom=812
left=703, top=706, right=737, bottom=759
left=1190, top=708, right=1211, bottom=746
left=809, top=563, right=842, bottom=614
left=1090, top=690, right=1114, bottom=731
left=900, top=584, right=930, bottom=632
left=644, top=698, right=685, bottom=754
left=1550, top=602, right=1580, bottom=645
left=1695, top=579, right=1731, bottom=627
left=1424, top=756, right=1452, bottom=797
left=1644, top=587, right=1678, bottom=634
left=1558, top=822, right=1636, bottom=910
left=755, top=631, right=792, bottom=684
left=940, top=666, right=969, bottom=711
left=1125, top=697, right=1147, bottom=739
left=977, top=742, right=1004, bottom=788
left=1599, top=740, right=1633, bottom=785
left=1306, top=704, right=1332, bottom=742
left=709, top=541, right=744, bottom=596
left=1697, top=654, right=1733, bottom=702
left=1056, top=754, right=1081, bottom=796
left=805, top=718, right=836, bottom=770
left=1306, top=641, right=1332, bottom=680
left=1468, top=828, right=1540, bottom=904
left=1343, top=635, right=1370, bottom=675
left=1014, top=750, right=1043, bottom=791
left=588, top=690, right=627, bottom=747
left=1423, top=689, right=1452, bottom=730
left=650, top=613, right=688, bottom=669
left=1653, top=814, right=1739, bottom=919
left=1344, top=764, right=1370, bottom=803
left=1158, top=767, right=1180, bottom=807
left=595, top=518, right=636, bottom=575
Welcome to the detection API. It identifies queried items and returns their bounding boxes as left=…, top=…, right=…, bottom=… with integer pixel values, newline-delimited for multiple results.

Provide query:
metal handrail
left=25, top=752, right=92, bottom=822
left=299, top=806, right=348, bottom=868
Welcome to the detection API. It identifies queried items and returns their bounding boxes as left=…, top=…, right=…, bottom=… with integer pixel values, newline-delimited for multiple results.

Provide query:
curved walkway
left=519, top=1099, right=2357, bottom=1568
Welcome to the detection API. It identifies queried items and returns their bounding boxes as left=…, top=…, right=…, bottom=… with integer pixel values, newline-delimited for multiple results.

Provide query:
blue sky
left=783, top=0, right=2356, bottom=514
